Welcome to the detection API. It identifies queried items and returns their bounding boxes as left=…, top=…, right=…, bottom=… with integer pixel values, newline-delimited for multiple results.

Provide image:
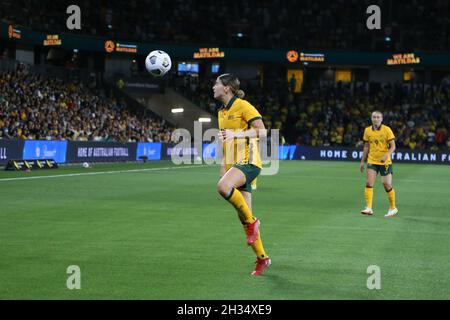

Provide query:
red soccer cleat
left=245, top=219, right=260, bottom=245
left=251, top=257, right=272, bottom=276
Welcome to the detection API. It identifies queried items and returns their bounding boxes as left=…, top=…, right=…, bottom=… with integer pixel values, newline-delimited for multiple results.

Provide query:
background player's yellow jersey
left=218, top=96, right=263, bottom=170
left=363, top=124, right=395, bottom=165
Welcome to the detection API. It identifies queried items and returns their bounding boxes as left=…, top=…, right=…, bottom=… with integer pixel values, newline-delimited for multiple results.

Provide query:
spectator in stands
left=172, top=72, right=449, bottom=151
left=0, top=68, right=174, bottom=143
left=116, top=78, right=125, bottom=90
left=1, top=0, right=448, bottom=52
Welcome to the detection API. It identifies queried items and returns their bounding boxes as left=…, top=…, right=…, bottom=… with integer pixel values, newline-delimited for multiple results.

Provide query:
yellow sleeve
left=386, top=127, right=395, bottom=141
left=363, top=128, right=369, bottom=142
left=242, top=101, right=262, bottom=125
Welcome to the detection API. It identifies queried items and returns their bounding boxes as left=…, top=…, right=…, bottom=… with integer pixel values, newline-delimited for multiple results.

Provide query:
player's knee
left=383, top=183, right=392, bottom=192
left=217, top=181, right=232, bottom=198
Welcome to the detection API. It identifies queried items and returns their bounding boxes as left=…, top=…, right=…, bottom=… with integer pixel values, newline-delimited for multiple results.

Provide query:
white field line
left=0, top=165, right=207, bottom=182
left=273, top=174, right=450, bottom=184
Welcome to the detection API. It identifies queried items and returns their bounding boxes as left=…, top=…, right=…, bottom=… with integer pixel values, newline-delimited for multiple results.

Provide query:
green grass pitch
left=0, top=160, right=449, bottom=300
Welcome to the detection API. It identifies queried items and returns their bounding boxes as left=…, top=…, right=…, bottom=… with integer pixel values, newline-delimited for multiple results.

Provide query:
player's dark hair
left=218, top=73, right=245, bottom=99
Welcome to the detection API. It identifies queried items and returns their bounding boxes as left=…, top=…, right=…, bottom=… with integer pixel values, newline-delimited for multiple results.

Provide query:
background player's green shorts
left=233, top=164, right=261, bottom=193
left=367, top=163, right=394, bottom=176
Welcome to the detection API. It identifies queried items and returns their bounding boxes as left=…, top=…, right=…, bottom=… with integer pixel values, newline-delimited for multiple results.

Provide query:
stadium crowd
left=174, top=75, right=450, bottom=151
left=291, top=81, right=450, bottom=151
left=1, top=63, right=448, bottom=150
left=1, top=0, right=449, bottom=52
left=0, top=65, right=173, bottom=142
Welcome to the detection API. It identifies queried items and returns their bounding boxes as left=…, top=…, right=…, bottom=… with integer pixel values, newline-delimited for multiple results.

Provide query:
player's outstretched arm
left=360, top=142, right=370, bottom=173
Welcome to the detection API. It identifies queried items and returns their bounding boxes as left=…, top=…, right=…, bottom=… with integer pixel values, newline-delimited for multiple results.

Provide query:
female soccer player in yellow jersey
left=213, top=74, right=271, bottom=276
left=360, top=111, right=398, bottom=217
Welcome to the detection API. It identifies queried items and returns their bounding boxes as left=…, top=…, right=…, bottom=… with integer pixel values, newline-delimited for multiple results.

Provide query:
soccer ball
left=145, top=50, right=172, bottom=77
left=82, top=162, right=90, bottom=168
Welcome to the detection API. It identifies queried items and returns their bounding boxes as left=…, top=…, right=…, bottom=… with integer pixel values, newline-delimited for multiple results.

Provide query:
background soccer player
left=213, top=73, right=271, bottom=276
left=360, top=111, right=398, bottom=217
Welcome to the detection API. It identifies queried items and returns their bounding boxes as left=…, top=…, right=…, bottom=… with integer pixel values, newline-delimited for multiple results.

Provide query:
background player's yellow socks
left=387, top=188, right=396, bottom=209
left=250, top=231, right=268, bottom=260
left=365, top=187, right=373, bottom=209
left=227, top=188, right=255, bottom=224
left=251, top=178, right=257, bottom=190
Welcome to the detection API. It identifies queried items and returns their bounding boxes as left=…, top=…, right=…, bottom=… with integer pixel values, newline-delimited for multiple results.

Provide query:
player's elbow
left=363, top=142, right=369, bottom=152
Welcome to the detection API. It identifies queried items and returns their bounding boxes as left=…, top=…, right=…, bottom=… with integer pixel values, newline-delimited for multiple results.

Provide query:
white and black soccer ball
left=145, top=50, right=172, bottom=77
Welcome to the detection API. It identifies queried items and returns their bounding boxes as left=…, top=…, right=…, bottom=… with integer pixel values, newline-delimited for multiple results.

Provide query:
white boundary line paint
left=0, top=165, right=207, bottom=182
left=274, top=175, right=450, bottom=185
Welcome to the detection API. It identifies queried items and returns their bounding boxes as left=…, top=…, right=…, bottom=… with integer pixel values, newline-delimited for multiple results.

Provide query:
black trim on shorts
left=233, top=164, right=261, bottom=193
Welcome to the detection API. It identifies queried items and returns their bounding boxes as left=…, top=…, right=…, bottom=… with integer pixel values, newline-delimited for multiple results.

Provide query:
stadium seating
left=173, top=75, right=450, bottom=150
left=0, top=64, right=173, bottom=142
left=1, top=0, right=449, bottom=51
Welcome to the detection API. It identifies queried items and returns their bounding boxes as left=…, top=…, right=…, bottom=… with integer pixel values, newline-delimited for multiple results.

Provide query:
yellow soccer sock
left=250, top=231, right=268, bottom=260
left=227, top=188, right=255, bottom=224
left=387, top=188, right=396, bottom=209
left=365, top=187, right=373, bottom=209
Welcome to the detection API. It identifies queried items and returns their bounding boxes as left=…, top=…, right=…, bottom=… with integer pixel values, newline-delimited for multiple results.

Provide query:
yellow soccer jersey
left=363, top=124, right=396, bottom=165
left=218, top=96, right=263, bottom=170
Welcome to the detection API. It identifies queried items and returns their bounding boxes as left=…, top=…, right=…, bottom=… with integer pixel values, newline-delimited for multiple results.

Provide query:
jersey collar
left=224, top=96, right=237, bottom=110
left=372, top=124, right=382, bottom=131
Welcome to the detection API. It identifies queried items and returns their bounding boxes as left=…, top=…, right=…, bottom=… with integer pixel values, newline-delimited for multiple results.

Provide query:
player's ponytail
left=236, top=89, right=245, bottom=99
left=218, top=73, right=245, bottom=99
